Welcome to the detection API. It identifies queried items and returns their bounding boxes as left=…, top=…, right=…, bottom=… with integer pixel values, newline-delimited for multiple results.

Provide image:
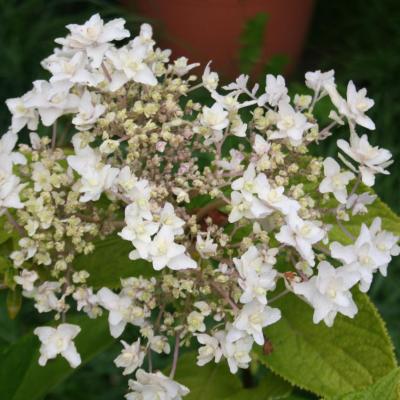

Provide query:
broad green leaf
left=334, top=368, right=400, bottom=400
left=225, top=370, right=293, bottom=399
left=173, top=352, right=243, bottom=399
left=257, top=291, right=397, bottom=398
left=0, top=314, right=115, bottom=400
left=74, top=234, right=153, bottom=289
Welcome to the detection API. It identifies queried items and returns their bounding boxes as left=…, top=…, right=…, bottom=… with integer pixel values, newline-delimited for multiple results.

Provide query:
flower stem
left=101, top=62, right=112, bottom=83
left=210, top=281, right=239, bottom=312
left=4, top=209, right=25, bottom=236
left=169, top=332, right=180, bottom=378
left=51, top=121, right=57, bottom=151
left=269, top=289, right=290, bottom=304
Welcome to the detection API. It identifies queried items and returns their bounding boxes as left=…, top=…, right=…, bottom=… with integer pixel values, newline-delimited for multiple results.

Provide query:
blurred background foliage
left=0, top=0, right=399, bottom=398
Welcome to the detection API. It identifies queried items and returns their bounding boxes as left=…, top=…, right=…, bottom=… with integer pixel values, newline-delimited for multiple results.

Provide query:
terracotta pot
left=125, top=0, right=314, bottom=79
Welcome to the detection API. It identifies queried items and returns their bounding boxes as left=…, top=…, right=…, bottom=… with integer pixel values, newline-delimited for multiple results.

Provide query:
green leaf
left=256, top=291, right=397, bottom=398
left=225, top=370, right=293, bottom=399
left=0, top=314, right=115, bottom=400
left=239, top=13, right=269, bottom=74
left=74, top=234, right=154, bottom=289
left=173, top=352, right=243, bottom=399
left=333, top=368, right=400, bottom=400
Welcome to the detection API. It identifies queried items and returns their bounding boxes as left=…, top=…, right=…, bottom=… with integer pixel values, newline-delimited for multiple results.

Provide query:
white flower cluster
left=2, top=14, right=398, bottom=399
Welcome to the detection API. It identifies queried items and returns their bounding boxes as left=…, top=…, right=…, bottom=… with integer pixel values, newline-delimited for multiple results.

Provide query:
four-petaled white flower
left=32, top=162, right=53, bottom=192
left=25, top=80, right=80, bottom=126
left=369, top=218, right=400, bottom=276
left=234, top=246, right=277, bottom=305
left=106, top=44, right=157, bottom=90
left=220, top=331, right=253, bottom=374
left=305, top=70, right=335, bottom=94
left=97, top=287, right=133, bottom=337
left=0, top=131, right=26, bottom=166
left=319, top=157, right=355, bottom=203
left=258, top=74, right=289, bottom=107
left=228, top=190, right=271, bottom=223
left=276, top=213, right=325, bottom=266
left=337, top=133, right=393, bottom=186
left=229, top=301, right=281, bottom=345
left=119, top=203, right=159, bottom=244
left=196, top=333, right=223, bottom=366
left=55, top=13, right=130, bottom=68
left=114, top=339, right=145, bottom=375
left=293, top=261, right=359, bottom=327
left=272, top=100, right=313, bottom=146
left=330, top=219, right=395, bottom=292
left=72, top=90, right=106, bottom=131
left=67, top=137, right=119, bottom=202
left=149, top=335, right=171, bottom=354
left=200, top=103, right=229, bottom=132
left=187, top=311, right=206, bottom=333
left=126, top=369, right=190, bottom=400
left=0, top=164, right=25, bottom=211
left=14, top=269, right=38, bottom=292
left=196, top=233, right=218, bottom=259
left=148, top=227, right=197, bottom=271
left=34, top=323, right=81, bottom=368
left=6, top=90, right=39, bottom=133
left=159, top=202, right=185, bottom=235
left=258, top=180, right=300, bottom=216
left=43, top=51, right=101, bottom=87
left=326, top=81, right=375, bottom=130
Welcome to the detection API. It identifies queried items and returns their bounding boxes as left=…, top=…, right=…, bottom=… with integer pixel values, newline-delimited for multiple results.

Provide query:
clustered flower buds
left=2, top=14, right=398, bottom=399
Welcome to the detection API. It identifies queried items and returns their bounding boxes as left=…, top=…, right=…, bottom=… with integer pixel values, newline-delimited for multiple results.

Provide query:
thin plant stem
left=147, top=348, right=153, bottom=373
left=187, top=83, right=203, bottom=92
left=169, top=332, right=180, bottom=378
left=101, top=62, right=112, bottom=83
left=4, top=209, right=25, bottom=236
left=210, top=281, right=239, bottom=312
left=336, top=217, right=355, bottom=241
left=51, top=121, right=57, bottom=151
left=268, top=289, right=290, bottom=304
